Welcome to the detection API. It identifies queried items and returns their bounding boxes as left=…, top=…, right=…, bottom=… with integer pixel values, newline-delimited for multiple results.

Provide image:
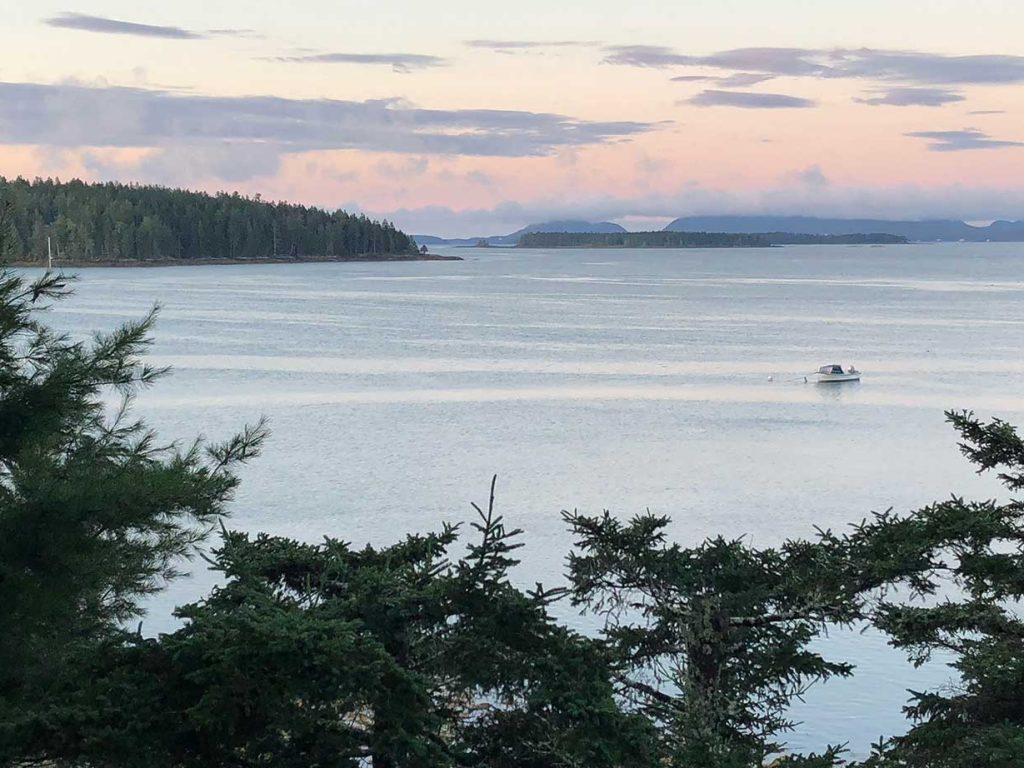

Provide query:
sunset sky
left=2, top=1, right=1023, bottom=235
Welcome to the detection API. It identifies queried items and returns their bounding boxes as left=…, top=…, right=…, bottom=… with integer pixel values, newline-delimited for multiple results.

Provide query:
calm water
left=36, top=243, right=1024, bottom=756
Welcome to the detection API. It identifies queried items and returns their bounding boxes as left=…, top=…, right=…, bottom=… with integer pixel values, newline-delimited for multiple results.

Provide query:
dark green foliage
left=851, top=412, right=1024, bottom=767
left=0, top=267, right=266, bottom=763
left=17, top=478, right=655, bottom=767
left=0, top=176, right=416, bottom=263
left=563, top=510, right=878, bottom=766
left=0, top=199, right=18, bottom=262
left=517, top=231, right=907, bottom=248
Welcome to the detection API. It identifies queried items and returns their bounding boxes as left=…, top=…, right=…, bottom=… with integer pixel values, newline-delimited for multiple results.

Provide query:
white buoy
left=767, top=375, right=774, bottom=382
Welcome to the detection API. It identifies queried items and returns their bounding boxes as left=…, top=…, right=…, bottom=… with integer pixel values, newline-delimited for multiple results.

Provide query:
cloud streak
left=855, top=87, right=965, bottom=107
left=0, top=82, right=656, bottom=180
left=605, top=45, right=1024, bottom=86
left=465, top=39, right=598, bottom=51
left=716, top=72, right=776, bottom=87
left=271, top=52, right=448, bottom=73
left=45, top=12, right=204, bottom=39
left=905, top=128, right=1024, bottom=151
left=687, top=90, right=816, bottom=109
left=671, top=73, right=776, bottom=87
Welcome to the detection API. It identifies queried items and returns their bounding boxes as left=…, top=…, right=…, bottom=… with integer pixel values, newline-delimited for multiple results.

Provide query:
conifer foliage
left=0, top=223, right=268, bottom=758
left=0, top=177, right=416, bottom=263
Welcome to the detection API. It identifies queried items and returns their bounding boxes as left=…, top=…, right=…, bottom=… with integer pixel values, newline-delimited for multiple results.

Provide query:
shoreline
left=11, top=253, right=462, bottom=269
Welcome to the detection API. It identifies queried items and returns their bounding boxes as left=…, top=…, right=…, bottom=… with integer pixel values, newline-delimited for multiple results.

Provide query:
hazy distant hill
left=664, top=215, right=1024, bottom=242
left=519, top=231, right=907, bottom=249
left=511, top=220, right=627, bottom=237
left=413, top=220, right=626, bottom=246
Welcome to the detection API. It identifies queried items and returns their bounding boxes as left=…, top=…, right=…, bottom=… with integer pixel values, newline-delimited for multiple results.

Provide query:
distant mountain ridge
left=664, top=216, right=1024, bottom=242
left=513, top=220, right=627, bottom=236
left=417, top=215, right=1024, bottom=245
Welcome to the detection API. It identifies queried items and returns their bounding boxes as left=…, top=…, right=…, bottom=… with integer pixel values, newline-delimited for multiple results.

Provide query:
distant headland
left=0, top=177, right=458, bottom=267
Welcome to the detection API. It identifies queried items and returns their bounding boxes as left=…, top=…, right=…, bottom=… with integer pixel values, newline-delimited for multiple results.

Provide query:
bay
left=36, top=242, right=1024, bottom=756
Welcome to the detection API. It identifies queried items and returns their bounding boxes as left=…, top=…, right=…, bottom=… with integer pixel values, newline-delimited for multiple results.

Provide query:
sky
left=2, top=1, right=1023, bottom=236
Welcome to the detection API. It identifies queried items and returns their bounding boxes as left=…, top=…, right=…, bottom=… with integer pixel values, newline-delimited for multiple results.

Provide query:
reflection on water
left=135, top=381, right=1023, bottom=415
left=812, top=379, right=861, bottom=403
left=35, top=242, right=1024, bottom=757
left=146, top=354, right=1024, bottom=376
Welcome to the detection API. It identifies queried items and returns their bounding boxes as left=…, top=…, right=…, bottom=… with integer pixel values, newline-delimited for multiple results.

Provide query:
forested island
left=518, top=231, right=908, bottom=248
left=0, top=177, right=455, bottom=266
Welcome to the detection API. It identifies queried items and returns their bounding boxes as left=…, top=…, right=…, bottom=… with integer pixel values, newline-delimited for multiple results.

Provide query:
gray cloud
left=45, top=12, right=203, bottom=39
left=604, top=45, right=1024, bottom=86
left=855, top=87, right=965, bottom=107
left=671, top=73, right=776, bottom=87
left=86, top=143, right=282, bottom=184
left=208, top=28, right=263, bottom=39
left=465, top=170, right=493, bottom=185
left=687, top=90, right=816, bottom=109
left=716, top=72, right=776, bottom=87
left=0, top=82, right=655, bottom=180
left=375, top=156, right=431, bottom=178
left=969, top=109, right=1007, bottom=115
left=905, top=128, right=1024, bottom=151
left=465, top=39, right=597, bottom=51
left=790, top=165, right=829, bottom=187
left=271, top=52, right=447, bottom=73
left=604, top=45, right=695, bottom=68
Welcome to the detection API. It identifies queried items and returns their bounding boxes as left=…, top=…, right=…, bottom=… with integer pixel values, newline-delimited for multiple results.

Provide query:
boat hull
left=816, top=373, right=861, bottom=383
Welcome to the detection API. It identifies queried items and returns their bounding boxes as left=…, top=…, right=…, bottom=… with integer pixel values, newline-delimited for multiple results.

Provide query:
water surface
left=40, top=243, right=1024, bottom=756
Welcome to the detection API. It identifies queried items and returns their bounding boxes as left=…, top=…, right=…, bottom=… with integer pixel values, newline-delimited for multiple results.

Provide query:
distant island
left=0, top=177, right=458, bottom=267
left=418, top=214, right=1024, bottom=246
left=664, top=215, right=1024, bottom=242
left=518, top=231, right=908, bottom=248
left=413, top=220, right=626, bottom=247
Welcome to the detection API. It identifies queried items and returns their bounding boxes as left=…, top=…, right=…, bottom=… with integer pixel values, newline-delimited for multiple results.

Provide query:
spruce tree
left=562, top=510, right=890, bottom=767
left=854, top=412, right=1024, bottom=767
left=0, top=245, right=266, bottom=761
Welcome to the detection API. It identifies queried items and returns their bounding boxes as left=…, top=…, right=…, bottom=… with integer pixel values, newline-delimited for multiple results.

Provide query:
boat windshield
left=819, top=365, right=845, bottom=375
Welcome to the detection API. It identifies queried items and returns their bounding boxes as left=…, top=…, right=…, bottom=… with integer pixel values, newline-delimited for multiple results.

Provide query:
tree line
left=518, top=231, right=908, bottom=248
left=0, top=258, right=1020, bottom=766
left=0, top=176, right=417, bottom=263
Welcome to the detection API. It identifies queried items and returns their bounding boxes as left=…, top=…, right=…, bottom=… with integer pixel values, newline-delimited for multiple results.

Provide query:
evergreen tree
left=854, top=412, right=1024, bottom=767
left=562, top=510, right=890, bottom=767
left=0, top=200, right=20, bottom=262
left=0, top=177, right=417, bottom=263
left=12, top=479, right=656, bottom=767
left=0, top=264, right=266, bottom=762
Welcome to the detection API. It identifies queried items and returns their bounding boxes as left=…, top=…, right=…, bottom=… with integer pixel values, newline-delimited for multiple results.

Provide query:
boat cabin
left=819, top=364, right=846, bottom=375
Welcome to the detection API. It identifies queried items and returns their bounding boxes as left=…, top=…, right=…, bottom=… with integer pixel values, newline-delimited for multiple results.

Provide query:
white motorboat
left=815, top=364, right=860, bottom=383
